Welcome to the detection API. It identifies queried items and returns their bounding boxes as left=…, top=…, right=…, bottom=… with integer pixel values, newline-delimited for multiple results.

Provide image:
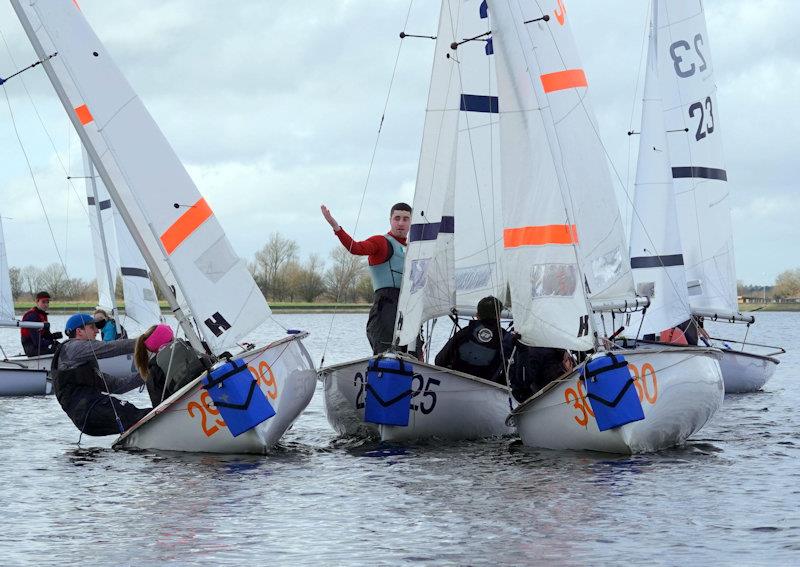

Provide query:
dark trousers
left=66, top=394, right=150, bottom=436
left=367, top=288, right=400, bottom=355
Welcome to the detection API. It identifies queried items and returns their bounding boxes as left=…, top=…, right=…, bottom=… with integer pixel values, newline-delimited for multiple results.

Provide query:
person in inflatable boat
left=51, top=313, right=149, bottom=436
left=134, top=324, right=212, bottom=407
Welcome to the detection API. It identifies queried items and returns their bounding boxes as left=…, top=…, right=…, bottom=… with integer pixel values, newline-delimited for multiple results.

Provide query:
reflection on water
left=0, top=312, right=798, bottom=564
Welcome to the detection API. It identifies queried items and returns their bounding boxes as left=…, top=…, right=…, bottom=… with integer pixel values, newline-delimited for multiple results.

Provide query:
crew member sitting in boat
left=434, top=296, right=513, bottom=385
left=321, top=202, right=411, bottom=354
left=20, top=291, right=61, bottom=356
left=51, top=313, right=149, bottom=436
left=134, top=323, right=212, bottom=407
left=509, top=342, right=576, bottom=403
left=94, top=308, right=122, bottom=342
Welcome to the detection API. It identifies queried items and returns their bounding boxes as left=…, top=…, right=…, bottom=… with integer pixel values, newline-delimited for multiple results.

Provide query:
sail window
left=530, top=264, right=577, bottom=298
left=455, top=264, right=493, bottom=292
left=195, top=236, right=238, bottom=284
left=591, top=246, right=624, bottom=288
left=409, top=259, right=431, bottom=294
left=636, top=281, right=655, bottom=299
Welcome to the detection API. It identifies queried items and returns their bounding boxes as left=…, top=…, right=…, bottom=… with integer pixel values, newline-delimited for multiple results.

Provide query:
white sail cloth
left=627, top=1, right=692, bottom=336
left=0, top=216, right=14, bottom=320
left=396, top=0, right=505, bottom=346
left=83, top=149, right=161, bottom=327
left=13, top=1, right=269, bottom=353
left=490, top=0, right=637, bottom=350
left=658, top=0, right=738, bottom=317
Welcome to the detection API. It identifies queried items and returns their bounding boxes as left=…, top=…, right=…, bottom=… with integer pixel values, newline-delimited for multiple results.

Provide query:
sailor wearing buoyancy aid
left=52, top=314, right=150, bottom=436
left=435, top=296, right=514, bottom=384
left=321, top=202, right=410, bottom=354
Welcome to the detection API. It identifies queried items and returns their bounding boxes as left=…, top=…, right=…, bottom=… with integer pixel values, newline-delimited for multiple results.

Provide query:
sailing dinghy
left=320, top=0, right=514, bottom=443
left=657, top=0, right=782, bottom=392
left=0, top=215, right=49, bottom=395
left=11, top=0, right=316, bottom=453
left=488, top=0, right=723, bottom=453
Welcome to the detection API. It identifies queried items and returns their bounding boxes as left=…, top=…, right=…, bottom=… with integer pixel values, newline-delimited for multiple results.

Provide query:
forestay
left=658, top=0, right=738, bottom=317
left=396, top=0, right=505, bottom=346
left=83, top=149, right=161, bottom=327
left=13, top=1, right=270, bottom=353
left=490, top=0, right=637, bottom=350
left=627, top=0, right=691, bottom=336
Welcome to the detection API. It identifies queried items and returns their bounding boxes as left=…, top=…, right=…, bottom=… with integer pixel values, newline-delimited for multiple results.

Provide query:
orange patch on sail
left=503, top=224, right=578, bottom=248
left=74, top=104, right=93, bottom=125
left=540, top=69, right=587, bottom=93
left=160, top=198, right=213, bottom=255
left=554, top=0, right=566, bottom=25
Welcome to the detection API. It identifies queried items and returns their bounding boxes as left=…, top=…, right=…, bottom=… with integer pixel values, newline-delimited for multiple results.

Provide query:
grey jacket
left=56, top=338, right=142, bottom=394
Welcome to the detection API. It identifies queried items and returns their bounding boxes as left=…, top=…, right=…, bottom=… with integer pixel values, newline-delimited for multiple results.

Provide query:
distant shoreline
left=13, top=301, right=799, bottom=315
left=13, top=301, right=372, bottom=315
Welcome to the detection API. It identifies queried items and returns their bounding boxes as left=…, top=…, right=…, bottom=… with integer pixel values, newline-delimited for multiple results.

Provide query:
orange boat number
left=249, top=360, right=278, bottom=400
left=564, top=362, right=658, bottom=427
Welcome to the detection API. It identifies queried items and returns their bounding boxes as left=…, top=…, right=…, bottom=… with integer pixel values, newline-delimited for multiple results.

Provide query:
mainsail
left=0, top=216, right=14, bottom=320
left=658, top=0, right=739, bottom=318
left=627, top=0, right=691, bottom=335
left=396, top=0, right=505, bottom=346
left=83, top=148, right=161, bottom=327
left=490, top=0, right=637, bottom=350
left=12, top=0, right=270, bottom=353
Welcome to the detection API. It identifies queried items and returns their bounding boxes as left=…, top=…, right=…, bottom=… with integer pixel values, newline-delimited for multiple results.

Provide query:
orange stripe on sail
left=540, top=69, right=587, bottom=93
left=74, top=104, right=93, bottom=125
left=160, top=198, right=213, bottom=255
left=503, top=224, right=578, bottom=248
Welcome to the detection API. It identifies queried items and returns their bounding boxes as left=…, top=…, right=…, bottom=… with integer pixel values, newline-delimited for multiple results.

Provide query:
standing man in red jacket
left=21, top=291, right=60, bottom=356
left=321, top=202, right=411, bottom=354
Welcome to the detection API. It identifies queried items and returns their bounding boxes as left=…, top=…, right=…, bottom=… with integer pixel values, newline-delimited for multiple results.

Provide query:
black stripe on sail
left=87, top=196, right=95, bottom=206
left=671, top=166, right=728, bottom=181
left=460, top=94, right=498, bottom=114
left=99, top=199, right=111, bottom=210
left=409, top=216, right=455, bottom=242
left=121, top=267, right=149, bottom=278
left=630, top=254, right=684, bottom=269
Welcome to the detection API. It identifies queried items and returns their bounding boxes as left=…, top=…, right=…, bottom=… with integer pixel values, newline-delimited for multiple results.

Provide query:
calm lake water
left=0, top=312, right=797, bottom=565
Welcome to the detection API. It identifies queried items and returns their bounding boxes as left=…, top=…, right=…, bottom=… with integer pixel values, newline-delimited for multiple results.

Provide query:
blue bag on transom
left=202, top=358, right=276, bottom=437
left=583, top=353, right=644, bottom=432
left=364, top=356, right=414, bottom=427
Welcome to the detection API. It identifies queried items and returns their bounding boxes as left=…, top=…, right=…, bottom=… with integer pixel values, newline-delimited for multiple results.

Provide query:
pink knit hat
left=144, top=324, right=174, bottom=353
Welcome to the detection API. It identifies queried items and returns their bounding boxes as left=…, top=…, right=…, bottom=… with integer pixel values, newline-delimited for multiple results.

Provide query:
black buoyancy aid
left=51, top=342, right=104, bottom=403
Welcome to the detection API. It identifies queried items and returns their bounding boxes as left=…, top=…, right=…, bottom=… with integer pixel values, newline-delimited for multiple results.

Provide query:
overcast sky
left=0, top=0, right=796, bottom=287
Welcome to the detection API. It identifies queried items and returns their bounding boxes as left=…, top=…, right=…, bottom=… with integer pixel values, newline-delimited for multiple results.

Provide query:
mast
left=9, top=0, right=204, bottom=352
left=85, top=152, right=118, bottom=317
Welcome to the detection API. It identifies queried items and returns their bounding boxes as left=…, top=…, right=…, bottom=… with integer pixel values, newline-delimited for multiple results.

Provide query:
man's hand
left=320, top=204, right=340, bottom=232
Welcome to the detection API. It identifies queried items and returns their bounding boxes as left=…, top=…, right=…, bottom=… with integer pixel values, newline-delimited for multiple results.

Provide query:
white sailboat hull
left=511, top=348, right=723, bottom=454
left=319, top=355, right=514, bottom=442
left=5, top=352, right=137, bottom=378
left=718, top=349, right=779, bottom=394
left=0, top=363, right=50, bottom=396
left=113, top=334, right=316, bottom=454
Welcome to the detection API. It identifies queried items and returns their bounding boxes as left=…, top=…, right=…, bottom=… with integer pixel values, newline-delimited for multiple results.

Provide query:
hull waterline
left=113, top=334, right=316, bottom=454
left=319, top=355, right=514, bottom=442
left=511, top=347, right=723, bottom=454
left=0, top=363, right=50, bottom=396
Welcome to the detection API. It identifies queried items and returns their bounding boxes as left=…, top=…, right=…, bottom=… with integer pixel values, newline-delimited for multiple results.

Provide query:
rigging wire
left=319, top=0, right=417, bottom=367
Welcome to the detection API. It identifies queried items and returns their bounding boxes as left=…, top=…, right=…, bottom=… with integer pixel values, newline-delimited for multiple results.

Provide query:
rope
left=319, top=0, right=416, bottom=368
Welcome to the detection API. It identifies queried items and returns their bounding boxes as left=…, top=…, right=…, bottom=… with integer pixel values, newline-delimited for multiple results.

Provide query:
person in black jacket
left=509, top=344, right=576, bottom=403
left=435, top=296, right=513, bottom=385
left=51, top=313, right=150, bottom=436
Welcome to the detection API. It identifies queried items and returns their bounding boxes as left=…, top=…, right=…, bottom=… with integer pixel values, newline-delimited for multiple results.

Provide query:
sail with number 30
left=11, top=0, right=269, bottom=354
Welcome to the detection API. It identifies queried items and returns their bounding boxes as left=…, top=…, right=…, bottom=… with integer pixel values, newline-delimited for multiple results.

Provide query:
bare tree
left=356, top=273, right=373, bottom=303
left=298, top=253, right=326, bottom=303
left=253, top=232, right=299, bottom=300
left=324, top=247, right=365, bottom=303
left=774, top=268, right=800, bottom=299
left=20, top=265, right=43, bottom=297
left=38, top=263, right=71, bottom=298
left=8, top=266, right=22, bottom=300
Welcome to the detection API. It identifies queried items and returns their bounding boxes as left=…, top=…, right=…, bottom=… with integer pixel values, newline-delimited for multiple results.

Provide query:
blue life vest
left=583, top=353, right=644, bottom=432
left=368, top=235, right=405, bottom=291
